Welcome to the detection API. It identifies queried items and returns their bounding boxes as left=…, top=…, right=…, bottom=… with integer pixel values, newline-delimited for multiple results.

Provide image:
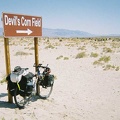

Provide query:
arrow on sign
left=16, top=29, right=33, bottom=35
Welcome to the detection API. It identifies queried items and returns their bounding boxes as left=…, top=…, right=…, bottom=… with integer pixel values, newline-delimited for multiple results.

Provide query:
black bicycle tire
left=14, top=87, right=27, bottom=109
left=37, top=81, right=54, bottom=99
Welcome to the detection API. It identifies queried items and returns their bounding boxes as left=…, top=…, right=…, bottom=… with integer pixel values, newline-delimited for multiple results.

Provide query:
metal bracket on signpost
left=4, top=38, right=13, bottom=103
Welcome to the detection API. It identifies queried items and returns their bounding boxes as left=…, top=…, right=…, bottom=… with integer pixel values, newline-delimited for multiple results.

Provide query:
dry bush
left=93, top=60, right=104, bottom=66
left=29, top=47, right=34, bottom=50
left=75, top=52, right=87, bottom=59
left=15, top=51, right=32, bottom=56
left=103, top=47, right=112, bottom=53
left=98, top=56, right=111, bottom=63
left=93, top=56, right=111, bottom=66
left=0, top=75, right=6, bottom=84
left=64, top=57, right=69, bottom=60
left=56, top=55, right=69, bottom=60
left=103, top=64, right=120, bottom=71
left=78, top=46, right=86, bottom=50
left=90, top=52, right=99, bottom=58
left=56, top=55, right=63, bottom=60
left=45, top=44, right=55, bottom=49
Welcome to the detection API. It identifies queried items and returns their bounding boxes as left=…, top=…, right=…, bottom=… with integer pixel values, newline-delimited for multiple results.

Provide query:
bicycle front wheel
left=37, top=81, right=53, bottom=99
left=14, top=87, right=31, bottom=109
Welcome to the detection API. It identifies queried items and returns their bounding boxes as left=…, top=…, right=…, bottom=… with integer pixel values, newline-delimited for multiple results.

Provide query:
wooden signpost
left=2, top=12, right=42, bottom=103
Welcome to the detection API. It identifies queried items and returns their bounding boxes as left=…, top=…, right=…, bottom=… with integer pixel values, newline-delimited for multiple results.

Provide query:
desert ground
left=0, top=37, right=120, bottom=120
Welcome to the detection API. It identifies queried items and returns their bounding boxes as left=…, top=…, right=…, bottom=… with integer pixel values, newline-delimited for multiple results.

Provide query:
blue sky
left=0, top=0, right=120, bottom=35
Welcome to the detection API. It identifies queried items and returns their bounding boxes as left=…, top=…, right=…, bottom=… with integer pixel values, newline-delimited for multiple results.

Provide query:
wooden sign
left=2, top=12, right=42, bottom=37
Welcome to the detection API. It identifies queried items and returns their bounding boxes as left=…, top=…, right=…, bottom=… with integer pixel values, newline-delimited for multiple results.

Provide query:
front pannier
left=43, top=75, right=54, bottom=87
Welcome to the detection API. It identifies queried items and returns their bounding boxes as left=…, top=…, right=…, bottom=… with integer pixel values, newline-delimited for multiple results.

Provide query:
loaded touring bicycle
left=6, top=64, right=54, bottom=109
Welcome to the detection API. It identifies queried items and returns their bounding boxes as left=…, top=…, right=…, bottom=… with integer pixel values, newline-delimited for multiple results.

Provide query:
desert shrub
left=103, top=64, right=115, bottom=70
left=15, top=51, right=32, bottom=56
left=45, top=44, right=55, bottom=49
left=93, top=60, right=103, bottom=66
left=65, top=43, right=75, bottom=47
left=56, top=55, right=63, bottom=60
left=112, top=38, right=120, bottom=41
left=1, top=117, right=5, bottom=120
left=76, top=52, right=87, bottom=59
left=78, top=46, right=86, bottom=50
left=54, top=42, right=61, bottom=46
left=115, top=66, right=120, bottom=71
left=24, top=47, right=29, bottom=49
left=0, top=76, right=6, bottom=84
left=103, top=64, right=119, bottom=71
left=64, top=57, right=69, bottom=60
left=96, top=38, right=107, bottom=41
left=29, top=47, right=34, bottom=50
left=98, top=56, right=111, bottom=63
left=103, top=47, right=112, bottom=53
left=59, top=39, right=62, bottom=42
left=93, top=56, right=111, bottom=66
left=92, top=44, right=98, bottom=49
left=56, top=55, right=69, bottom=60
left=111, top=42, right=120, bottom=48
left=90, top=52, right=99, bottom=58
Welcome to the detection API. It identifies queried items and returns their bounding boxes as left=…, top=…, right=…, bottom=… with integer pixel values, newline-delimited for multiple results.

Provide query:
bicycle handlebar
left=33, top=63, right=51, bottom=75
left=33, top=64, right=49, bottom=69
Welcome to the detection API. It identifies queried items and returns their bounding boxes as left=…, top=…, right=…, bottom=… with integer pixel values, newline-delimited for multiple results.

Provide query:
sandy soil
left=0, top=37, right=120, bottom=120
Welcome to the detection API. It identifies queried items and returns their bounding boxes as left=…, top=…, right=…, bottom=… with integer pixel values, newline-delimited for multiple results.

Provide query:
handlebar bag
left=10, top=66, right=29, bottom=83
left=10, top=72, right=23, bottom=83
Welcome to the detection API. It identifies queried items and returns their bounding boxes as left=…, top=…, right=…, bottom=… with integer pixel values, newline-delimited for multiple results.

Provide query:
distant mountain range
left=0, top=28, right=119, bottom=38
left=42, top=28, right=94, bottom=37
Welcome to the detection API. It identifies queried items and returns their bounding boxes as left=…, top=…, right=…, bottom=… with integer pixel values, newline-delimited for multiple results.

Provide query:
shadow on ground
left=0, top=101, right=17, bottom=109
left=0, top=93, right=8, bottom=98
left=0, top=93, right=41, bottom=109
left=0, top=93, right=16, bottom=108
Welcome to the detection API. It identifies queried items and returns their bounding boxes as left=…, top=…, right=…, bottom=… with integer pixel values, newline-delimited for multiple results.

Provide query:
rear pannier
left=19, top=72, right=34, bottom=96
left=6, top=74, right=16, bottom=96
left=6, top=66, right=34, bottom=96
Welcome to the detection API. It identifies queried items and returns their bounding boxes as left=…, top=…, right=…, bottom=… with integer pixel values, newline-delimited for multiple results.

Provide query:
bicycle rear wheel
left=14, top=87, right=31, bottom=109
left=37, top=81, right=54, bottom=99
